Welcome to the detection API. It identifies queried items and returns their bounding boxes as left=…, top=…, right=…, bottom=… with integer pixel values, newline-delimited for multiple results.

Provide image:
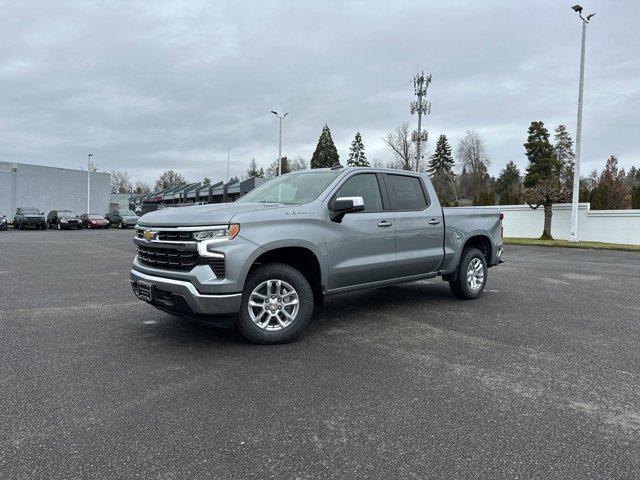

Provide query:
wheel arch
left=246, top=244, right=324, bottom=306
left=442, top=232, right=493, bottom=280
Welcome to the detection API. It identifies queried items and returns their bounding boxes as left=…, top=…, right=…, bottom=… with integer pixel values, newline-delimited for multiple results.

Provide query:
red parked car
left=80, top=214, right=110, bottom=229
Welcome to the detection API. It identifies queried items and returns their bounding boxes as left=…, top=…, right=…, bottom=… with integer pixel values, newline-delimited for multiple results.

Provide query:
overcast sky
left=1, top=0, right=638, bottom=186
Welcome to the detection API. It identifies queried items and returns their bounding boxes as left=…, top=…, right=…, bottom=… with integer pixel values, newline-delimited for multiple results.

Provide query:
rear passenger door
left=383, top=173, right=444, bottom=276
left=325, top=173, right=396, bottom=290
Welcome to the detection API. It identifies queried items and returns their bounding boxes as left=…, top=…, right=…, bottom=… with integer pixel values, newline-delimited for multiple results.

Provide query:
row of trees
left=111, top=121, right=639, bottom=241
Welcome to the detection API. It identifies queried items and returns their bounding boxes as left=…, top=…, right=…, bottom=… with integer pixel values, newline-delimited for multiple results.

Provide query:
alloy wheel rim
left=248, top=279, right=300, bottom=331
left=466, top=258, right=485, bottom=291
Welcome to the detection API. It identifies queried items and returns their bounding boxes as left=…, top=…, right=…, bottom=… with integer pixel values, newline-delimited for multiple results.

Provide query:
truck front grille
left=136, top=230, right=194, bottom=242
left=137, top=245, right=198, bottom=271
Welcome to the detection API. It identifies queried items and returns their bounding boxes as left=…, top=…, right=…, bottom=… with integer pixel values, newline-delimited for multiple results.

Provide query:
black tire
left=16, top=222, right=21, bottom=230
left=237, top=263, right=314, bottom=344
left=448, top=247, right=488, bottom=300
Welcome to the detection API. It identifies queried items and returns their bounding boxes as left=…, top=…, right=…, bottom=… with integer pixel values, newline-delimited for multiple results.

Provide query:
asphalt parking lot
left=1, top=228, right=639, bottom=479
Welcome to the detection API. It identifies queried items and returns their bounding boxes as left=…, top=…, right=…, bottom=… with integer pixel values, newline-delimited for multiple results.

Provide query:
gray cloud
left=1, top=0, right=638, bottom=185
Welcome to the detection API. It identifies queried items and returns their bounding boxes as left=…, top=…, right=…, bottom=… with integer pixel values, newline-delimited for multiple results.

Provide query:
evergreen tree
left=495, top=161, right=521, bottom=195
left=522, top=121, right=567, bottom=240
left=265, top=156, right=291, bottom=178
left=632, top=186, right=640, bottom=209
left=427, top=134, right=456, bottom=204
left=473, top=190, right=495, bottom=206
left=553, top=124, right=575, bottom=188
left=590, top=155, right=629, bottom=210
left=427, top=134, right=454, bottom=177
left=310, top=125, right=340, bottom=169
left=246, top=158, right=263, bottom=178
left=347, top=132, right=369, bottom=167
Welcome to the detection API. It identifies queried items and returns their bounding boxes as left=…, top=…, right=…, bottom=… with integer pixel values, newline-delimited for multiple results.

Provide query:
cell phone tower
left=410, top=71, right=432, bottom=172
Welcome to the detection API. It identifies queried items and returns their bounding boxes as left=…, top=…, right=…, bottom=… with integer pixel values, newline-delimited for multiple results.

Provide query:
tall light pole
left=570, top=5, right=595, bottom=242
left=87, top=153, right=94, bottom=214
left=410, top=71, right=431, bottom=172
left=270, top=111, right=288, bottom=175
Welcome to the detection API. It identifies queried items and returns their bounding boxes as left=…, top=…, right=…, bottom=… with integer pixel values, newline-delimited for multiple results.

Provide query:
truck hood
left=137, top=202, right=284, bottom=227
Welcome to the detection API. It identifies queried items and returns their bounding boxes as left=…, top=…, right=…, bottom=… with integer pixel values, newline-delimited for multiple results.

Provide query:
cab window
left=385, top=174, right=428, bottom=210
left=333, top=174, right=383, bottom=213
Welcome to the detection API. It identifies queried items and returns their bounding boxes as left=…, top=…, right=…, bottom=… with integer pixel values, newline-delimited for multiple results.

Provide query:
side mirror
left=330, top=196, right=365, bottom=222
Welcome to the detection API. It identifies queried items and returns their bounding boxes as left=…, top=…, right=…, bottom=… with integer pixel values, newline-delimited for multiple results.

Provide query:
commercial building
left=131, top=176, right=266, bottom=213
left=0, top=161, right=110, bottom=219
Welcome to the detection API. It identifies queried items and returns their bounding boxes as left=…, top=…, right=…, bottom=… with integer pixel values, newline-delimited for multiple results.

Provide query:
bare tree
left=456, top=130, right=491, bottom=198
left=383, top=123, right=415, bottom=171
left=134, top=180, right=151, bottom=194
left=289, top=157, right=308, bottom=172
left=154, top=170, right=186, bottom=191
left=370, top=158, right=386, bottom=168
left=110, top=170, right=132, bottom=193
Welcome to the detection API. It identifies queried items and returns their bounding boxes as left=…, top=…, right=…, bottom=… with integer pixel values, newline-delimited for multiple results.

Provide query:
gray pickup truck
left=131, top=167, right=503, bottom=343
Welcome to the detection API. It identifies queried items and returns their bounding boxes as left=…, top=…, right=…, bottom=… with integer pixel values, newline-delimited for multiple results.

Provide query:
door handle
left=428, top=218, right=441, bottom=225
left=377, top=220, right=393, bottom=228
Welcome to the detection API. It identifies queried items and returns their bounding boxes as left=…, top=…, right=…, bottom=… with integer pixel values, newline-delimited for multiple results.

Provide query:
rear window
left=385, top=174, right=428, bottom=210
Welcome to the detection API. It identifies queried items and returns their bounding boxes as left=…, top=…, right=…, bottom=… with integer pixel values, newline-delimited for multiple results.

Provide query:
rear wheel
left=237, top=263, right=314, bottom=344
left=449, top=248, right=487, bottom=300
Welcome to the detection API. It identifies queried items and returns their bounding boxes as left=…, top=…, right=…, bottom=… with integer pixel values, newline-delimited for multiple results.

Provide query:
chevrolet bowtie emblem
left=143, top=230, right=156, bottom=241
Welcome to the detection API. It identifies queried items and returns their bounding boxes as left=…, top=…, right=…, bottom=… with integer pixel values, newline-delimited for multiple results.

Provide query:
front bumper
left=130, top=269, right=242, bottom=315
left=22, top=219, right=46, bottom=226
left=60, top=222, right=82, bottom=229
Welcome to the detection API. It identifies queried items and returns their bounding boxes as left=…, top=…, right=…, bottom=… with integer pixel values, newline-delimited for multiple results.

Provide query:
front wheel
left=237, top=263, right=314, bottom=344
left=449, top=248, right=488, bottom=300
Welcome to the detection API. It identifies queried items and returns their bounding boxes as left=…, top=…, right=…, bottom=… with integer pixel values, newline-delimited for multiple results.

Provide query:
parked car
left=47, top=210, right=82, bottom=230
left=14, top=207, right=47, bottom=230
left=105, top=209, right=140, bottom=228
left=80, top=214, right=110, bottom=229
left=0, top=211, right=7, bottom=231
left=131, top=167, right=504, bottom=344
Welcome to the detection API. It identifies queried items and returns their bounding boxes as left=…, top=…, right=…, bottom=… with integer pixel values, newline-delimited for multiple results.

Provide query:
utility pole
left=270, top=111, right=288, bottom=175
left=410, top=71, right=431, bottom=172
left=87, top=153, right=94, bottom=214
left=225, top=147, right=231, bottom=184
left=569, top=5, right=595, bottom=242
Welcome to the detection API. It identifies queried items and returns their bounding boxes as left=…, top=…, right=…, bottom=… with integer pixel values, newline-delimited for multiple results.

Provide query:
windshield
left=89, top=215, right=104, bottom=220
left=58, top=211, right=75, bottom=218
left=21, top=208, right=40, bottom=214
left=119, top=210, right=136, bottom=216
left=238, top=171, right=339, bottom=205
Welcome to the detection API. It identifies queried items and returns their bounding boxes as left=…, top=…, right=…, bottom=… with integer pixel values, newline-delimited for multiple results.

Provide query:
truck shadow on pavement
left=141, top=280, right=465, bottom=346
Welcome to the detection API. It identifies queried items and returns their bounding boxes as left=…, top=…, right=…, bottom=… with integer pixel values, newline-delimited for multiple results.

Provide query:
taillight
left=499, top=212, right=504, bottom=220
left=500, top=212, right=504, bottom=238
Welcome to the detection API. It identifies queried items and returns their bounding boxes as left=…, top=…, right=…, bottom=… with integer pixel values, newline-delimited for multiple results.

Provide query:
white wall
left=0, top=161, right=111, bottom=218
left=462, top=203, right=640, bottom=245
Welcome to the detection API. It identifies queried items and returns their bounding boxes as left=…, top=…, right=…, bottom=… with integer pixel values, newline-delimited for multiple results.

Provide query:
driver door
left=324, top=173, right=396, bottom=291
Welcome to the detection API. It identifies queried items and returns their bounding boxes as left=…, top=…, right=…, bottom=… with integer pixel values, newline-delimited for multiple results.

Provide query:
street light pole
left=270, top=111, right=289, bottom=176
left=87, top=153, right=94, bottom=214
left=570, top=5, right=595, bottom=242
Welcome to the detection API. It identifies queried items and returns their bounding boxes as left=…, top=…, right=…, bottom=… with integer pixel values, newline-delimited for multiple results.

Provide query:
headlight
left=193, top=224, right=240, bottom=241
left=61, top=218, right=68, bottom=223
left=0, top=218, right=6, bottom=224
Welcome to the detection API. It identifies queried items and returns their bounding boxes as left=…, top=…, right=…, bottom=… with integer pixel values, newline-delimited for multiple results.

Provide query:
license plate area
left=136, top=281, right=153, bottom=301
